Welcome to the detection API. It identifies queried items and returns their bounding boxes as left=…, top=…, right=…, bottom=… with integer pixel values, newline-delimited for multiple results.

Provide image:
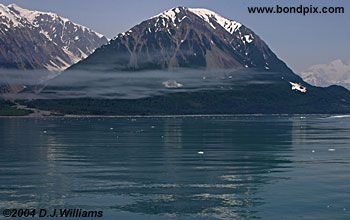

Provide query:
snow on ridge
left=7, top=3, right=105, bottom=39
left=7, top=3, right=42, bottom=23
left=0, top=4, right=23, bottom=27
left=188, top=8, right=242, bottom=34
left=151, top=7, right=242, bottom=35
left=151, top=7, right=181, bottom=23
left=2, top=3, right=108, bottom=72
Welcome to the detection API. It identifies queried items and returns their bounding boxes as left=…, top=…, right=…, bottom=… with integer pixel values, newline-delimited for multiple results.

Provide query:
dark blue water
left=0, top=116, right=349, bottom=219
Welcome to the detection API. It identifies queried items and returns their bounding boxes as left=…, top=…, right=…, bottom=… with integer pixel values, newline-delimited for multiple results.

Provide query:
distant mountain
left=0, top=4, right=108, bottom=71
left=70, top=7, right=294, bottom=74
left=300, top=60, right=350, bottom=90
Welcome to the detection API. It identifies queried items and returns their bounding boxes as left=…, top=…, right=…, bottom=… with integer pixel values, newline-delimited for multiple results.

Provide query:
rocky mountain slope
left=70, top=7, right=294, bottom=75
left=0, top=4, right=108, bottom=71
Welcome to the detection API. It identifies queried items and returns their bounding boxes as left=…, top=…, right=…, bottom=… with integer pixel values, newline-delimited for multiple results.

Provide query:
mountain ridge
left=0, top=3, right=108, bottom=71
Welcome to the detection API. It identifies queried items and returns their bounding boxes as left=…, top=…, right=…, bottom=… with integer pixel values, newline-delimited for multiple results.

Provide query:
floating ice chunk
left=289, top=82, right=307, bottom=93
left=312, top=150, right=315, bottom=153
left=162, top=80, right=183, bottom=88
left=110, top=127, right=114, bottom=130
left=328, top=148, right=336, bottom=152
left=328, top=115, right=350, bottom=119
left=198, top=151, right=204, bottom=155
left=43, top=130, right=47, bottom=134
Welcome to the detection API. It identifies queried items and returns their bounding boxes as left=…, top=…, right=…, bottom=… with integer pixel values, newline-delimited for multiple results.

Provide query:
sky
left=0, top=0, right=349, bottom=72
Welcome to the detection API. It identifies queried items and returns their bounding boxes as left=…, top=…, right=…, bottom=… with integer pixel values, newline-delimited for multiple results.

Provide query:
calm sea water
left=0, top=116, right=349, bottom=219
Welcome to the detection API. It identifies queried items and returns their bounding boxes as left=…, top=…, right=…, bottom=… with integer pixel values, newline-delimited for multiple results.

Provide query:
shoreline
left=1, top=102, right=348, bottom=118
left=0, top=113, right=347, bottom=118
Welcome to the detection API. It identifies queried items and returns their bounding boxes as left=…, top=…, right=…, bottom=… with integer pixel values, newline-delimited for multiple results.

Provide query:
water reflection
left=0, top=116, right=297, bottom=219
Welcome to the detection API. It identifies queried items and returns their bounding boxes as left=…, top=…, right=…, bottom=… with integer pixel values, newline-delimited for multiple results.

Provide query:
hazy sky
left=1, top=0, right=349, bottom=72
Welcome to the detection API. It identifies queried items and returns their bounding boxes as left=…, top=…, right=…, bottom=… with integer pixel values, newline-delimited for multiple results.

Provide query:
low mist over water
left=1, top=69, right=285, bottom=100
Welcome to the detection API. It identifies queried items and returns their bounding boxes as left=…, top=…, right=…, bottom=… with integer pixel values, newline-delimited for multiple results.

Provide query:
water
left=0, top=116, right=349, bottom=219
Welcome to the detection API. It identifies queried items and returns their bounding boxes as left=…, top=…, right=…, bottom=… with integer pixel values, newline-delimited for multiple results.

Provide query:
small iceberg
left=289, top=82, right=307, bottom=93
left=328, top=115, right=350, bottom=119
left=162, top=80, right=183, bottom=88
left=198, top=151, right=204, bottom=155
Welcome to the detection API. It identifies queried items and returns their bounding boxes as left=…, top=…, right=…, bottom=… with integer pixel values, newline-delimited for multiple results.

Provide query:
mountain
left=0, top=4, right=108, bottom=71
left=300, top=59, right=350, bottom=90
left=70, top=7, right=294, bottom=74
left=23, top=7, right=350, bottom=114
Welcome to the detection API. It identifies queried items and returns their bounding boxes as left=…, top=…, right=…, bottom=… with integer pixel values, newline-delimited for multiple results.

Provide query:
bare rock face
left=0, top=4, right=108, bottom=71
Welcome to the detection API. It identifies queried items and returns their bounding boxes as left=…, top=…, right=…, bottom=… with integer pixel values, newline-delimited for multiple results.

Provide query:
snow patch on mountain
left=188, top=8, right=242, bottom=34
left=8, top=4, right=105, bottom=39
left=153, top=8, right=178, bottom=23
left=151, top=7, right=242, bottom=35
left=0, top=4, right=23, bottom=27
left=7, top=3, right=43, bottom=24
left=243, top=34, right=254, bottom=43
